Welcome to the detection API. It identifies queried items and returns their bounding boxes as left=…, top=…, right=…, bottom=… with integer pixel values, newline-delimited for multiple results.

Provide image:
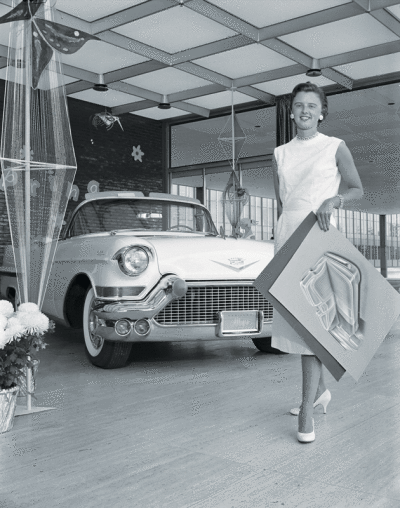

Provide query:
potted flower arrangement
left=0, top=300, right=54, bottom=433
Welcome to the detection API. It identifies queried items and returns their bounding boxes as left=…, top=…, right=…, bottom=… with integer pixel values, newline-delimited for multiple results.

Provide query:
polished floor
left=1, top=314, right=400, bottom=508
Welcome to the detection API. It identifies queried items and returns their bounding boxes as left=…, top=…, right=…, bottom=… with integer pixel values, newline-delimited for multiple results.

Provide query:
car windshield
left=67, top=199, right=218, bottom=237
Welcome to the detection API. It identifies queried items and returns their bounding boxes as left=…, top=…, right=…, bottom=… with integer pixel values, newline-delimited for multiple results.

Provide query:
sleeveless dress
left=271, top=133, right=343, bottom=355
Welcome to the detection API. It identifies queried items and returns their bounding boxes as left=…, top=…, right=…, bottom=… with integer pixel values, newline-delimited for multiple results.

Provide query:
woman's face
left=291, top=91, right=323, bottom=132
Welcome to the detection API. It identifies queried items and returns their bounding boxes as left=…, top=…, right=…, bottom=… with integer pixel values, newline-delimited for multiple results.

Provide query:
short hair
left=290, top=82, right=328, bottom=123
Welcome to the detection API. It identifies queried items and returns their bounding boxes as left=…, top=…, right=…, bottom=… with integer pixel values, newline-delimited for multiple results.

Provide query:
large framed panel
left=255, top=213, right=400, bottom=382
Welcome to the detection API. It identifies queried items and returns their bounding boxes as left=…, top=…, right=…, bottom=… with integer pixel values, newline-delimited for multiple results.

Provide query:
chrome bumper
left=93, top=319, right=272, bottom=343
left=93, top=274, right=187, bottom=321
left=91, top=275, right=273, bottom=342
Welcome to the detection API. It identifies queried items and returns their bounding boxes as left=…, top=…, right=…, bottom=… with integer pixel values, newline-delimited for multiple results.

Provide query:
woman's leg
left=316, top=365, right=327, bottom=400
left=298, top=355, right=322, bottom=433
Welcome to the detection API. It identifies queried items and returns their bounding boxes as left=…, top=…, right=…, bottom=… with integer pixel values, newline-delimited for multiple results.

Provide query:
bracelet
left=336, top=194, right=344, bottom=209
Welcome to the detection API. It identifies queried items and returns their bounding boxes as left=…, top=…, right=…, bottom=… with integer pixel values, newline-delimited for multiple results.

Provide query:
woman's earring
left=290, top=113, right=294, bottom=119
left=319, top=115, right=323, bottom=120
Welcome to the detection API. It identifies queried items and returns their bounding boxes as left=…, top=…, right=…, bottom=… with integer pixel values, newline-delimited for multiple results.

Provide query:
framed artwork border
left=254, top=212, right=346, bottom=381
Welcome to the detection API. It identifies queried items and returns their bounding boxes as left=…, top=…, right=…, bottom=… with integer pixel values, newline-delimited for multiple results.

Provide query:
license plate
left=216, top=310, right=263, bottom=337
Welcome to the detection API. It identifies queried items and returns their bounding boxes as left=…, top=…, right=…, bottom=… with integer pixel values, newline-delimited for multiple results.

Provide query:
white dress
left=271, top=133, right=343, bottom=355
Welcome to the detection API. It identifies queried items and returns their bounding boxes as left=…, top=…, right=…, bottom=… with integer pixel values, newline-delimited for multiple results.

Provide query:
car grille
left=154, top=285, right=273, bottom=325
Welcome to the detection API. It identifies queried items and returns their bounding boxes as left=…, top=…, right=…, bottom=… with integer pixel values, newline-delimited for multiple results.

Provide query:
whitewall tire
left=83, top=288, right=132, bottom=368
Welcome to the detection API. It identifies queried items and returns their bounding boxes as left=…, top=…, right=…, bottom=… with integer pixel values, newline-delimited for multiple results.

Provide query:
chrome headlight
left=117, top=246, right=149, bottom=276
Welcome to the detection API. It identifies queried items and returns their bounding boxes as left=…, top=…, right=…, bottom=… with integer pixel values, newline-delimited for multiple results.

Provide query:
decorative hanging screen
left=0, top=0, right=96, bottom=307
left=218, top=90, right=248, bottom=237
left=217, top=113, right=247, bottom=170
left=221, top=170, right=249, bottom=235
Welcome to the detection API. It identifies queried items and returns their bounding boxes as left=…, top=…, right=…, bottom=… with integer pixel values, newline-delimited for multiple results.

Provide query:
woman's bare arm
left=316, top=141, right=364, bottom=231
left=272, top=154, right=282, bottom=215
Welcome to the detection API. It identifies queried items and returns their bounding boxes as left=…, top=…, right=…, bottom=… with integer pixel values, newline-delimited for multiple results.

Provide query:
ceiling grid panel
left=170, top=35, right=254, bottom=65
left=369, top=7, right=400, bottom=36
left=185, top=0, right=259, bottom=40
left=113, top=100, right=159, bottom=116
left=174, top=62, right=232, bottom=87
left=0, top=0, right=399, bottom=119
left=91, top=0, right=177, bottom=33
left=321, top=68, right=354, bottom=89
left=104, top=61, right=169, bottom=85
left=258, top=2, right=366, bottom=40
left=168, top=84, right=226, bottom=103
left=260, top=39, right=314, bottom=68
left=321, top=39, right=400, bottom=67
left=98, top=31, right=173, bottom=65
left=233, top=64, right=310, bottom=89
left=108, top=81, right=163, bottom=103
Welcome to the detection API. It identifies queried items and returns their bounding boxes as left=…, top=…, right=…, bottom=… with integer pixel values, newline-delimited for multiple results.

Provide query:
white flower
left=5, top=317, right=26, bottom=340
left=18, top=302, right=39, bottom=314
left=0, top=329, right=9, bottom=349
left=0, top=300, right=14, bottom=318
left=0, top=315, right=8, bottom=331
left=16, top=311, right=49, bottom=335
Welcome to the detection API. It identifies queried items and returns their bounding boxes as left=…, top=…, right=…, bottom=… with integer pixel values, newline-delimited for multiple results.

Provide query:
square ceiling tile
left=254, top=74, right=335, bottom=96
left=387, top=5, right=400, bottom=21
left=56, top=0, right=146, bottom=22
left=193, top=44, right=295, bottom=79
left=70, top=89, right=143, bottom=108
left=207, top=0, right=351, bottom=29
left=131, top=107, right=191, bottom=120
left=123, top=68, right=211, bottom=95
left=279, top=14, right=398, bottom=59
left=62, top=41, right=148, bottom=75
left=334, top=53, right=400, bottom=80
left=112, top=6, right=236, bottom=54
left=186, top=90, right=257, bottom=109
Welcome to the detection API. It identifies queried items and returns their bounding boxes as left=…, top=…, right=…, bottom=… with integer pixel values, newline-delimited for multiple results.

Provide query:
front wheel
left=252, top=337, right=287, bottom=354
left=83, top=288, right=132, bottom=368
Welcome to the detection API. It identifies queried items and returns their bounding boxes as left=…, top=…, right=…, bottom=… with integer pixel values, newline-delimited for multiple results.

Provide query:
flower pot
left=18, top=359, right=40, bottom=398
left=0, top=385, right=19, bottom=433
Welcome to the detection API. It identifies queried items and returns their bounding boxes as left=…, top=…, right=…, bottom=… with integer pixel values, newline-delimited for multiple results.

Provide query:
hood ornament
left=211, top=258, right=259, bottom=272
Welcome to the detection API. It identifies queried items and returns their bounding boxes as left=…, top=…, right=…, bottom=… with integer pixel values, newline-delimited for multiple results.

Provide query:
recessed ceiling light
left=306, top=69, right=322, bottom=77
left=93, top=83, right=108, bottom=92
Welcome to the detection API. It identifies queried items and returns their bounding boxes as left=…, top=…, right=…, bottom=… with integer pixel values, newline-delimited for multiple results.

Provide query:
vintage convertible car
left=0, top=191, right=278, bottom=368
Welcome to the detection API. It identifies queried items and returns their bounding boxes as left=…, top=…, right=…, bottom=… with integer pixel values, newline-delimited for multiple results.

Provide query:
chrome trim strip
left=186, top=280, right=257, bottom=286
left=96, top=286, right=146, bottom=298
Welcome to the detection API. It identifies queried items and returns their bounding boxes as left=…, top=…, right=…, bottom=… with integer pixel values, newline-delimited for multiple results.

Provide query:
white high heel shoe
left=297, top=418, right=315, bottom=443
left=290, top=389, right=331, bottom=416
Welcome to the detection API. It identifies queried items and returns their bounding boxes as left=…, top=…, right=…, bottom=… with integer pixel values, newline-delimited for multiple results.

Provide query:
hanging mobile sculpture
left=0, top=0, right=100, bottom=412
left=90, top=111, right=124, bottom=132
left=219, top=88, right=249, bottom=238
left=0, top=0, right=99, bottom=307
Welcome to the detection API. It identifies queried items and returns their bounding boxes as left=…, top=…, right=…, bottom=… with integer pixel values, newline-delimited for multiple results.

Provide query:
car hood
left=142, top=234, right=274, bottom=280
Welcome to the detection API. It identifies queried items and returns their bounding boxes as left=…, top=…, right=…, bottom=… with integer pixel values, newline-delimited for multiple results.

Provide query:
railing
left=171, top=184, right=400, bottom=267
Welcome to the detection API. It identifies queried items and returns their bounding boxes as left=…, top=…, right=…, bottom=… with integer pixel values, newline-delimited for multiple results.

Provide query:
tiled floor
left=1, top=318, right=400, bottom=508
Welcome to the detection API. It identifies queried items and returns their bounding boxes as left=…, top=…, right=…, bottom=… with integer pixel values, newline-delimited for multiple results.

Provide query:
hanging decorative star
left=132, top=145, right=144, bottom=162
left=0, top=0, right=100, bottom=89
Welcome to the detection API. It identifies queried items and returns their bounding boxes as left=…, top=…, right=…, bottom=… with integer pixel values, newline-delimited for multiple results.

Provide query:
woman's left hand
left=316, top=198, right=335, bottom=232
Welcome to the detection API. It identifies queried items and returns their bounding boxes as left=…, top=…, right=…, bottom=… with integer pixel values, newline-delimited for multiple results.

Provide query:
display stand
left=15, top=357, right=55, bottom=416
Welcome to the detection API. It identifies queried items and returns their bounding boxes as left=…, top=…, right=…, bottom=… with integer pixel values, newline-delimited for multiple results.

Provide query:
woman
left=272, top=82, right=363, bottom=443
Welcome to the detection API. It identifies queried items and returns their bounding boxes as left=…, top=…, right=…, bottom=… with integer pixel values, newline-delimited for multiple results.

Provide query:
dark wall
left=0, top=80, right=164, bottom=262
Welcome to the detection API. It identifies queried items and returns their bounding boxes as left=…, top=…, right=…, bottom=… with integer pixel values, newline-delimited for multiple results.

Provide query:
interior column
left=379, top=214, right=387, bottom=278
